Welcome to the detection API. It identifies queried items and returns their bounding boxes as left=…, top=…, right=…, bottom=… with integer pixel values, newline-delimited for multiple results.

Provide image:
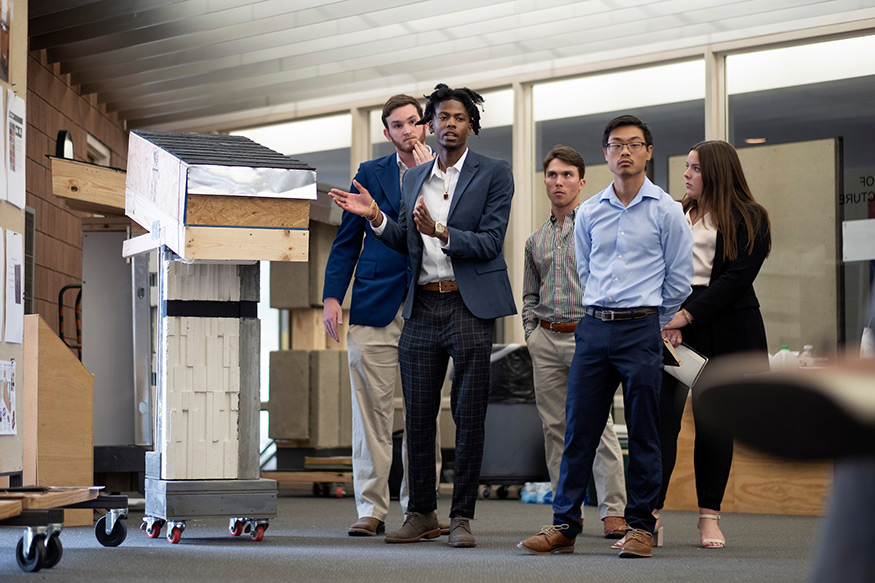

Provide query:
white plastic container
left=770, top=346, right=800, bottom=370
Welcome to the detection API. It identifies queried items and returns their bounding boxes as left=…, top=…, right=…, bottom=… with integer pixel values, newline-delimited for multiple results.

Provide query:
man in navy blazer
left=323, top=94, right=444, bottom=538
left=330, top=84, right=516, bottom=548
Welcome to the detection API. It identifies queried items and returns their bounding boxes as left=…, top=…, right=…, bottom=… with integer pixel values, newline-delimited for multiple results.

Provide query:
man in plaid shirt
left=522, top=145, right=627, bottom=539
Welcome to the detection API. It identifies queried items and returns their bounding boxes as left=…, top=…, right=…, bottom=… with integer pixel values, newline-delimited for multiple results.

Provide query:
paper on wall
left=4, top=229, right=21, bottom=343
left=6, top=89, right=24, bottom=208
left=0, top=360, right=14, bottom=436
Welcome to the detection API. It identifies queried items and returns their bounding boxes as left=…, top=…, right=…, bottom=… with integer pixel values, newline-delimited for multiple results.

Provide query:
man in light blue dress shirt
left=519, top=115, right=693, bottom=559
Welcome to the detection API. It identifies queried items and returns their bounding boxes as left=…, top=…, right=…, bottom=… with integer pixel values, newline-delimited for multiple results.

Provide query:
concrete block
left=267, top=350, right=310, bottom=441
left=309, top=350, right=342, bottom=449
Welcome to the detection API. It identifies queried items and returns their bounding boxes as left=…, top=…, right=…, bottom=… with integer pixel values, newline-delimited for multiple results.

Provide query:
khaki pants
left=347, top=310, right=442, bottom=521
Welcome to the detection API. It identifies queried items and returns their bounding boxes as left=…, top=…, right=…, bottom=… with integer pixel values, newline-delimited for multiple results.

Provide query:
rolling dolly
left=1, top=486, right=129, bottom=572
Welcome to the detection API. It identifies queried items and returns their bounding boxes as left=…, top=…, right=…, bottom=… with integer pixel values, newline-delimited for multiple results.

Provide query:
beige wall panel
left=669, top=139, right=840, bottom=355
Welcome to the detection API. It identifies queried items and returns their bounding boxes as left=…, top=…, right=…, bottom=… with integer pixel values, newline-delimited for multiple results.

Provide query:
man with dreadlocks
left=329, top=83, right=516, bottom=548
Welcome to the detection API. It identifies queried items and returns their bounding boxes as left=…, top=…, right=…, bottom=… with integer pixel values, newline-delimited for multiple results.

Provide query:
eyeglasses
left=605, top=142, right=647, bottom=154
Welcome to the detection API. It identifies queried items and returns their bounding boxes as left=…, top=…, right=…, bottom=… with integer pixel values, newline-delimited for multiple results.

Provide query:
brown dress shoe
left=618, top=528, right=653, bottom=558
left=603, top=516, right=627, bottom=538
left=517, top=524, right=575, bottom=555
left=385, top=511, right=441, bottom=543
left=348, top=517, right=385, bottom=536
left=439, top=519, right=451, bottom=536
left=448, top=517, right=476, bottom=548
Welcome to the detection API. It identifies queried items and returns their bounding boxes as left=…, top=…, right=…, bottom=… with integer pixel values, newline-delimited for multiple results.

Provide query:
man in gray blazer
left=329, top=83, right=516, bottom=548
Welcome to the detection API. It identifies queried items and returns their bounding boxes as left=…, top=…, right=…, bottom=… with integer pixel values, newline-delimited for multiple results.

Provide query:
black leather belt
left=584, top=307, right=658, bottom=322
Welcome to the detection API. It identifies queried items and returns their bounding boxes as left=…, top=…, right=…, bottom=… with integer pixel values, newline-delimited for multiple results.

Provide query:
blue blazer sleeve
left=322, top=154, right=410, bottom=328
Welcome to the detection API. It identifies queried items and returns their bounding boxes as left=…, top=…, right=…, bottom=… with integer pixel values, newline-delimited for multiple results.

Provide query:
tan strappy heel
left=698, top=513, right=725, bottom=549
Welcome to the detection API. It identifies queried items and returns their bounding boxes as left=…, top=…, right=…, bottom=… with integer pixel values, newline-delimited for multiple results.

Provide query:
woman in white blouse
left=656, top=140, right=771, bottom=549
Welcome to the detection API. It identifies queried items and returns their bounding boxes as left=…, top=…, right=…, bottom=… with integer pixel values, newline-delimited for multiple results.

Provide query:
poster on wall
left=0, top=89, right=5, bottom=202
left=4, top=229, right=21, bottom=343
left=0, top=360, right=14, bottom=436
left=0, top=0, right=10, bottom=84
left=6, top=89, right=24, bottom=208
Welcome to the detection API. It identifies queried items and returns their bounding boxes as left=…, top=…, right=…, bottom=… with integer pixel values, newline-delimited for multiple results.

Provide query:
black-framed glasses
left=605, top=142, right=647, bottom=154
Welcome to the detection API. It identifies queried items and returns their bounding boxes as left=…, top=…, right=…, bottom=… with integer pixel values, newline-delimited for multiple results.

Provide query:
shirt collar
left=430, top=148, right=469, bottom=179
left=599, top=177, right=660, bottom=206
left=550, top=206, right=577, bottom=224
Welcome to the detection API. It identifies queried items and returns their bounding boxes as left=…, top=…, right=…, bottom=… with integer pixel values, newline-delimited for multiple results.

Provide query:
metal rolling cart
left=1, top=486, right=129, bottom=572
left=122, top=130, right=314, bottom=544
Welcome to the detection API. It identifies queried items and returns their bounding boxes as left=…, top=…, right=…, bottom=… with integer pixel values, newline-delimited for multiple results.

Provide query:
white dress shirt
left=373, top=149, right=468, bottom=285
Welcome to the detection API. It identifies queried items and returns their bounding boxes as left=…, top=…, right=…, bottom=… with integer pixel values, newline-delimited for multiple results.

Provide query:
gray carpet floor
left=1, top=490, right=821, bottom=582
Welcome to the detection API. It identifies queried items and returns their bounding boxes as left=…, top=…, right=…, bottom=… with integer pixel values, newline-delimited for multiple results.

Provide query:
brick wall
left=25, top=50, right=128, bottom=333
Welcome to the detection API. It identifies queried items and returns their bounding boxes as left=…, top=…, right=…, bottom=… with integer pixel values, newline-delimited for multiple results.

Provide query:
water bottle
left=534, top=482, right=551, bottom=504
left=799, top=345, right=814, bottom=367
left=521, top=482, right=535, bottom=504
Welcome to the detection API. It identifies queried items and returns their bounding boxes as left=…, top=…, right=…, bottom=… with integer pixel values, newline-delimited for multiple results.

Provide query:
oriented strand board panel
left=50, top=156, right=126, bottom=215
left=662, top=397, right=831, bottom=516
left=22, top=315, right=94, bottom=525
left=669, top=139, right=840, bottom=356
left=186, top=195, right=309, bottom=229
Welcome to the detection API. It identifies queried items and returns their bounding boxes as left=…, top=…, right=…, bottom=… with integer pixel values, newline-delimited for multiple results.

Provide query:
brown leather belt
left=584, top=306, right=658, bottom=322
left=539, top=320, right=577, bottom=333
left=419, top=280, right=458, bottom=293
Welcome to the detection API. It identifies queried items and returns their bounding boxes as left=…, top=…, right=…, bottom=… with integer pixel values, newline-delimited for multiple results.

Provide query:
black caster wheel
left=95, top=515, right=128, bottom=547
left=43, top=534, right=63, bottom=569
left=497, top=485, right=509, bottom=499
left=15, top=536, right=46, bottom=573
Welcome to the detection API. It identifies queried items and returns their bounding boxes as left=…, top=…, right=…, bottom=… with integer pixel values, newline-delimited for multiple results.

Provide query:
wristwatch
left=434, top=222, right=446, bottom=237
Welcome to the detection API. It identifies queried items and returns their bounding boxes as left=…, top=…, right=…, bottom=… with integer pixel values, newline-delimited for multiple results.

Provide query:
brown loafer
left=517, top=524, right=575, bottom=555
left=439, top=519, right=450, bottom=536
left=618, top=528, right=653, bottom=558
left=603, top=516, right=627, bottom=538
left=348, top=517, right=385, bottom=536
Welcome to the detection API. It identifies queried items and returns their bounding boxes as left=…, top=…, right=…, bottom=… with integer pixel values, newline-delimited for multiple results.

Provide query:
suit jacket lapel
left=448, top=150, right=479, bottom=220
left=375, top=154, right=402, bottom=215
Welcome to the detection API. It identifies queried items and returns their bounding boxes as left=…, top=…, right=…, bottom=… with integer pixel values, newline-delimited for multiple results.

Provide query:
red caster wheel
left=145, top=521, right=163, bottom=539
left=229, top=520, right=244, bottom=537
left=167, top=526, right=182, bottom=544
left=250, top=525, right=265, bottom=542
left=335, top=484, right=344, bottom=498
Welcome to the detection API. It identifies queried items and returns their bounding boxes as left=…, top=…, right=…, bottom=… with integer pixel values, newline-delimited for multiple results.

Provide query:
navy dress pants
left=553, top=313, right=662, bottom=536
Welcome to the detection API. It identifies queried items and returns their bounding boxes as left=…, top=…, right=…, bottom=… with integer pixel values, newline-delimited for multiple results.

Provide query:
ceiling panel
left=27, top=0, right=875, bottom=130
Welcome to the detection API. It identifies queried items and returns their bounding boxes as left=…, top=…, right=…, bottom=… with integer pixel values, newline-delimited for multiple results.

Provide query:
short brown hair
left=542, top=145, right=586, bottom=179
left=381, top=95, right=423, bottom=129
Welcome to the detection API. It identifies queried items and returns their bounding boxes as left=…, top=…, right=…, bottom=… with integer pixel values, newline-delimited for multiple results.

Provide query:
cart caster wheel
left=497, top=485, right=509, bottom=500
left=167, top=525, right=182, bottom=544
left=250, top=524, right=266, bottom=542
left=480, top=485, right=491, bottom=499
left=146, top=521, right=163, bottom=539
left=16, top=536, right=46, bottom=573
left=95, top=515, right=128, bottom=547
left=43, top=534, right=63, bottom=569
left=335, top=484, right=344, bottom=498
left=312, top=482, right=320, bottom=496
left=229, top=519, right=244, bottom=537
